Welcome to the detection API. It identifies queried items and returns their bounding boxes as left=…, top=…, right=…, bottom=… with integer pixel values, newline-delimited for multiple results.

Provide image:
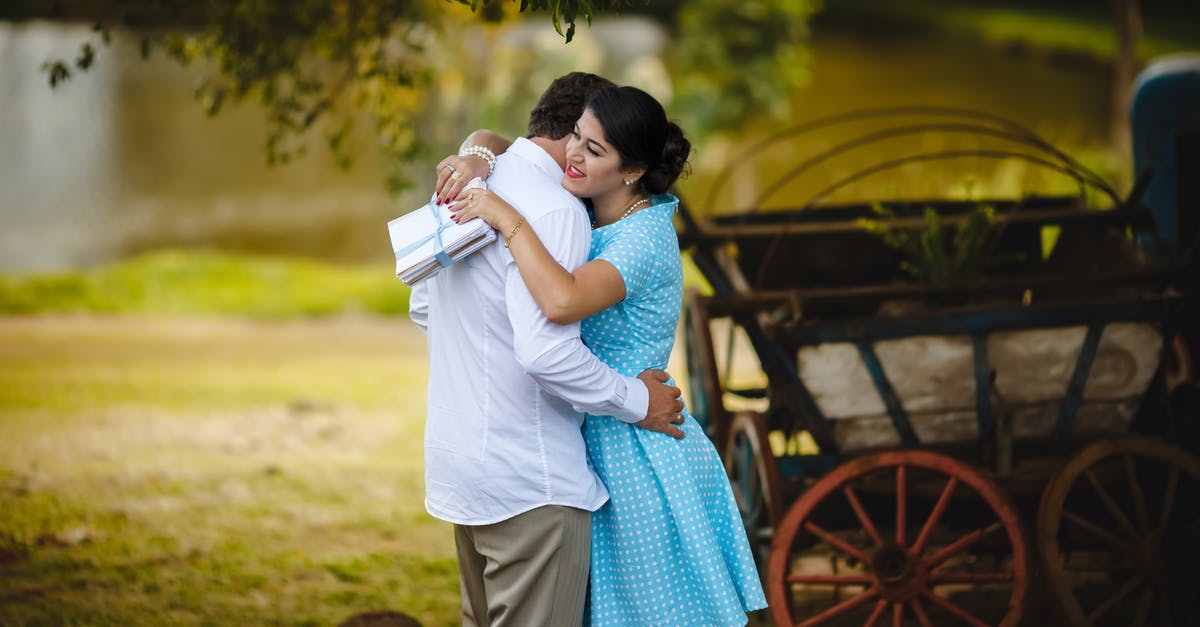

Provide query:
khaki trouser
left=454, top=505, right=591, bottom=627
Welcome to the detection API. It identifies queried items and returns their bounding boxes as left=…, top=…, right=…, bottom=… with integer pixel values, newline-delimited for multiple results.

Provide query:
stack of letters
left=388, top=179, right=495, bottom=285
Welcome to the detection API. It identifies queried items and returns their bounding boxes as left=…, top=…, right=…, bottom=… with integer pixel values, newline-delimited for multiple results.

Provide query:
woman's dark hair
left=586, top=86, right=691, bottom=194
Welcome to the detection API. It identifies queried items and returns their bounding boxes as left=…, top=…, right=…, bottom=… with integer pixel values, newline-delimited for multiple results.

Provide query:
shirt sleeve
left=505, top=205, right=649, bottom=423
left=408, top=279, right=429, bottom=334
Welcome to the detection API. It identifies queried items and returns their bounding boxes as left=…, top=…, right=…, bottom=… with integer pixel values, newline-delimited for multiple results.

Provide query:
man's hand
left=636, top=369, right=686, bottom=440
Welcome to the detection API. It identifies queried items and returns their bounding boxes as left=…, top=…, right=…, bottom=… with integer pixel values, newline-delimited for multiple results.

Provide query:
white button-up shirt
left=408, top=137, right=650, bottom=525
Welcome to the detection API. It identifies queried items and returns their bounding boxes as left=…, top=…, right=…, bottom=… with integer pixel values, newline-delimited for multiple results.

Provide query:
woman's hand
left=435, top=154, right=491, bottom=205
left=450, top=189, right=522, bottom=233
left=453, top=187, right=626, bottom=324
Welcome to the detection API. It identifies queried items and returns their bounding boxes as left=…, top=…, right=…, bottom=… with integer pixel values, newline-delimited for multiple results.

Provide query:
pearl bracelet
left=459, top=145, right=497, bottom=178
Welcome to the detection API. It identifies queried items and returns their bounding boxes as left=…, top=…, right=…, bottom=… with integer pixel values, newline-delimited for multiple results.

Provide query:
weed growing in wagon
left=857, top=202, right=1001, bottom=285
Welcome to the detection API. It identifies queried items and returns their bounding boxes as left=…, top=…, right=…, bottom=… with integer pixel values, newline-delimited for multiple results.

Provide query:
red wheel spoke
left=921, top=590, right=990, bottom=627
left=1124, top=454, right=1151, bottom=530
left=896, top=464, right=907, bottom=545
left=912, top=476, right=957, bottom=556
left=1085, top=468, right=1138, bottom=537
left=910, top=599, right=933, bottom=627
left=803, top=521, right=872, bottom=564
left=1132, top=585, right=1154, bottom=627
left=843, top=485, right=884, bottom=547
left=1063, top=509, right=1135, bottom=551
left=1159, top=466, right=1180, bottom=531
left=924, top=521, right=1002, bottom=569
left=1086, top=574, right=1142, bottom=623
left=930, top=570, right=1014, bottom=584
left=891, top=601, right=903, bottom=627
left=864, top=598, right=888, bottom=627
left=796, top=587, right=879, bottom=627
left=786, top=574, right=873, bottom=586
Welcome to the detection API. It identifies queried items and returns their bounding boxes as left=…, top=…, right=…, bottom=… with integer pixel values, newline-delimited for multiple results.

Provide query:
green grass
left=0, top=248, right=713, bottom=625
left=0, top=247, right=714, bottom=316
left=0, top=249, right=410, bottom=318
left=0, top=316, right=458, bottom=626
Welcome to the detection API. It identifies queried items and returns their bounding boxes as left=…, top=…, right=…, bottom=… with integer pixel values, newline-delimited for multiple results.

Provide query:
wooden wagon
left=675, top=102, right=1200, bottom=626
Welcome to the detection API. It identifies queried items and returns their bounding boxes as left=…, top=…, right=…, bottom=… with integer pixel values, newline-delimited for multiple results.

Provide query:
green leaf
left=42, top=61, right=70, bottom=87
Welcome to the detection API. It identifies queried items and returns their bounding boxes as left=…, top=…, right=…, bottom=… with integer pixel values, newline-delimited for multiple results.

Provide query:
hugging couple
left=409, top=72, right=767, bottom=626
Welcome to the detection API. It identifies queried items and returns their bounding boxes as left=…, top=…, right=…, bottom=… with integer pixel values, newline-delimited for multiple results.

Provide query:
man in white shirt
left=408, top=73, right=686, bottom=626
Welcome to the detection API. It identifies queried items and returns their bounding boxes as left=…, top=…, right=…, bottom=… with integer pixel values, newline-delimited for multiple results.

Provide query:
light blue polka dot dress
left=582, top=195, right=767, bottom=626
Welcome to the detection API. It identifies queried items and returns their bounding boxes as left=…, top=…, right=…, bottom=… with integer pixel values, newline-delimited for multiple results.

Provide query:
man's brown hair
left=527, top=72, right=616, bottom=140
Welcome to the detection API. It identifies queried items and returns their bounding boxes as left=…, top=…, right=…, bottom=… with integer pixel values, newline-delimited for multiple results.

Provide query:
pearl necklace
left=593, top=196, right=651, bottom=229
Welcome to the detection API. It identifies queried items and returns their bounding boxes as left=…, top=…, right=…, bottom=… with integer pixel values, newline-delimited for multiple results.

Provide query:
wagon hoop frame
left=702, top=105, right=1120, bottom=217
left=738, top=123, right=1120, bottom=215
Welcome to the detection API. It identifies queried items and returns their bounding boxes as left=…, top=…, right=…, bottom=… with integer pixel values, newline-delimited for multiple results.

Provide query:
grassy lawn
left=0, top=315, right=459, bottom=626
left=0, top=248, right=705, bottom=626
left=0, top=250, right=409, bottom=318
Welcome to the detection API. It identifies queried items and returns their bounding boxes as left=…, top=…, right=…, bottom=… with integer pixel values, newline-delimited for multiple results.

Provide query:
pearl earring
left=624, top=179, right=635, bottom=186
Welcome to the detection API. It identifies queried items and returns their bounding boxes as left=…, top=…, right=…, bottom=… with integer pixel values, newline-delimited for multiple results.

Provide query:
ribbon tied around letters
left=394, top=201, right=455, bottom=269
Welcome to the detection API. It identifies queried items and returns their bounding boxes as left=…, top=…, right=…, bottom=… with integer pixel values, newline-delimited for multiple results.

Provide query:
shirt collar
left=507, top=137, right=564, bottom=182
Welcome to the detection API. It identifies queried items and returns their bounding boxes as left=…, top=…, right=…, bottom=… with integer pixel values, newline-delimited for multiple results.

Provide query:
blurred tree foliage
left=672, top=0, right=818, bottom=133
left=14, top=0, right=817, bottom=191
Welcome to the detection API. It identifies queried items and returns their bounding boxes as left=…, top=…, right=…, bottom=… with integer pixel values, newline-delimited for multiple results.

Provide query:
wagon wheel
left=1037, top=437, right=1200, bottom=626
left=725, top=411, right=782, bottom=571
left=767, top=450, right=1027, bottom=627
left=683, top=288, right=729, bottom=448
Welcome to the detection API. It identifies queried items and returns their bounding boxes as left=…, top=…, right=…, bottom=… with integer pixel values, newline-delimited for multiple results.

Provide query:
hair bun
left=587, top=86, right=692, bottom=194
left=642, top=121, right=691, bottom=194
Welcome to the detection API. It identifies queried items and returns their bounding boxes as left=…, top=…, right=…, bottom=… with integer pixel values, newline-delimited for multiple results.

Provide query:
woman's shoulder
left=625, top=194, right=678, bottom=229
left=603, top=199, right=675, bottom=245
left=596, top=196, right=680, bottom=262
left=650, top=193, right=679, bottom=210
left=638, top=195, right=680, bottom=237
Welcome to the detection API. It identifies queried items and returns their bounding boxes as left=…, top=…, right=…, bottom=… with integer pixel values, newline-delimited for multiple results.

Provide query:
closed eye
left=585, top=138, right=607, bottom=156
left=573, top=123, right=608, bottom=156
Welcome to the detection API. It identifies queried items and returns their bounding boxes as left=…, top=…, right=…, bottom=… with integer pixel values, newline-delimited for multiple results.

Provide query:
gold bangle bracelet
left=503, top=218, right=525, bottom=248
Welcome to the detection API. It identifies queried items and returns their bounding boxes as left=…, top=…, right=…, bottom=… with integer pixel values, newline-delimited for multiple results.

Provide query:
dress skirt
left=583, top=410, right=768, bottom=626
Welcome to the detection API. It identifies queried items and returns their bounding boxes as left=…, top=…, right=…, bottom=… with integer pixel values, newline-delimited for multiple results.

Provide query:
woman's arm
left=451, top=189, right=625, bottom=324
left=435, top=130, right=514, bottom=204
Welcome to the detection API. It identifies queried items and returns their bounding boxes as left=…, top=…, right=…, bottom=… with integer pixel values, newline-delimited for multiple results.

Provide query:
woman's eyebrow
left=586, top=137, right=608, bottom=154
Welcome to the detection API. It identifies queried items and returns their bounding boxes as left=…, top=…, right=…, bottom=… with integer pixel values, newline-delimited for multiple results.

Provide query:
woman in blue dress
left=448, top=85, right=767, bottom=625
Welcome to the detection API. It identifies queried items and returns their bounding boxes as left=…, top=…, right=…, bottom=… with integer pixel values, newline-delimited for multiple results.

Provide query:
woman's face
left=562, top=108, right=643, bottom=199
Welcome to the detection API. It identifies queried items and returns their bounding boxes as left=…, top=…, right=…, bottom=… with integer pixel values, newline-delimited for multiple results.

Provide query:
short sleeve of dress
left=595, top=225, right=658, bottom=300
